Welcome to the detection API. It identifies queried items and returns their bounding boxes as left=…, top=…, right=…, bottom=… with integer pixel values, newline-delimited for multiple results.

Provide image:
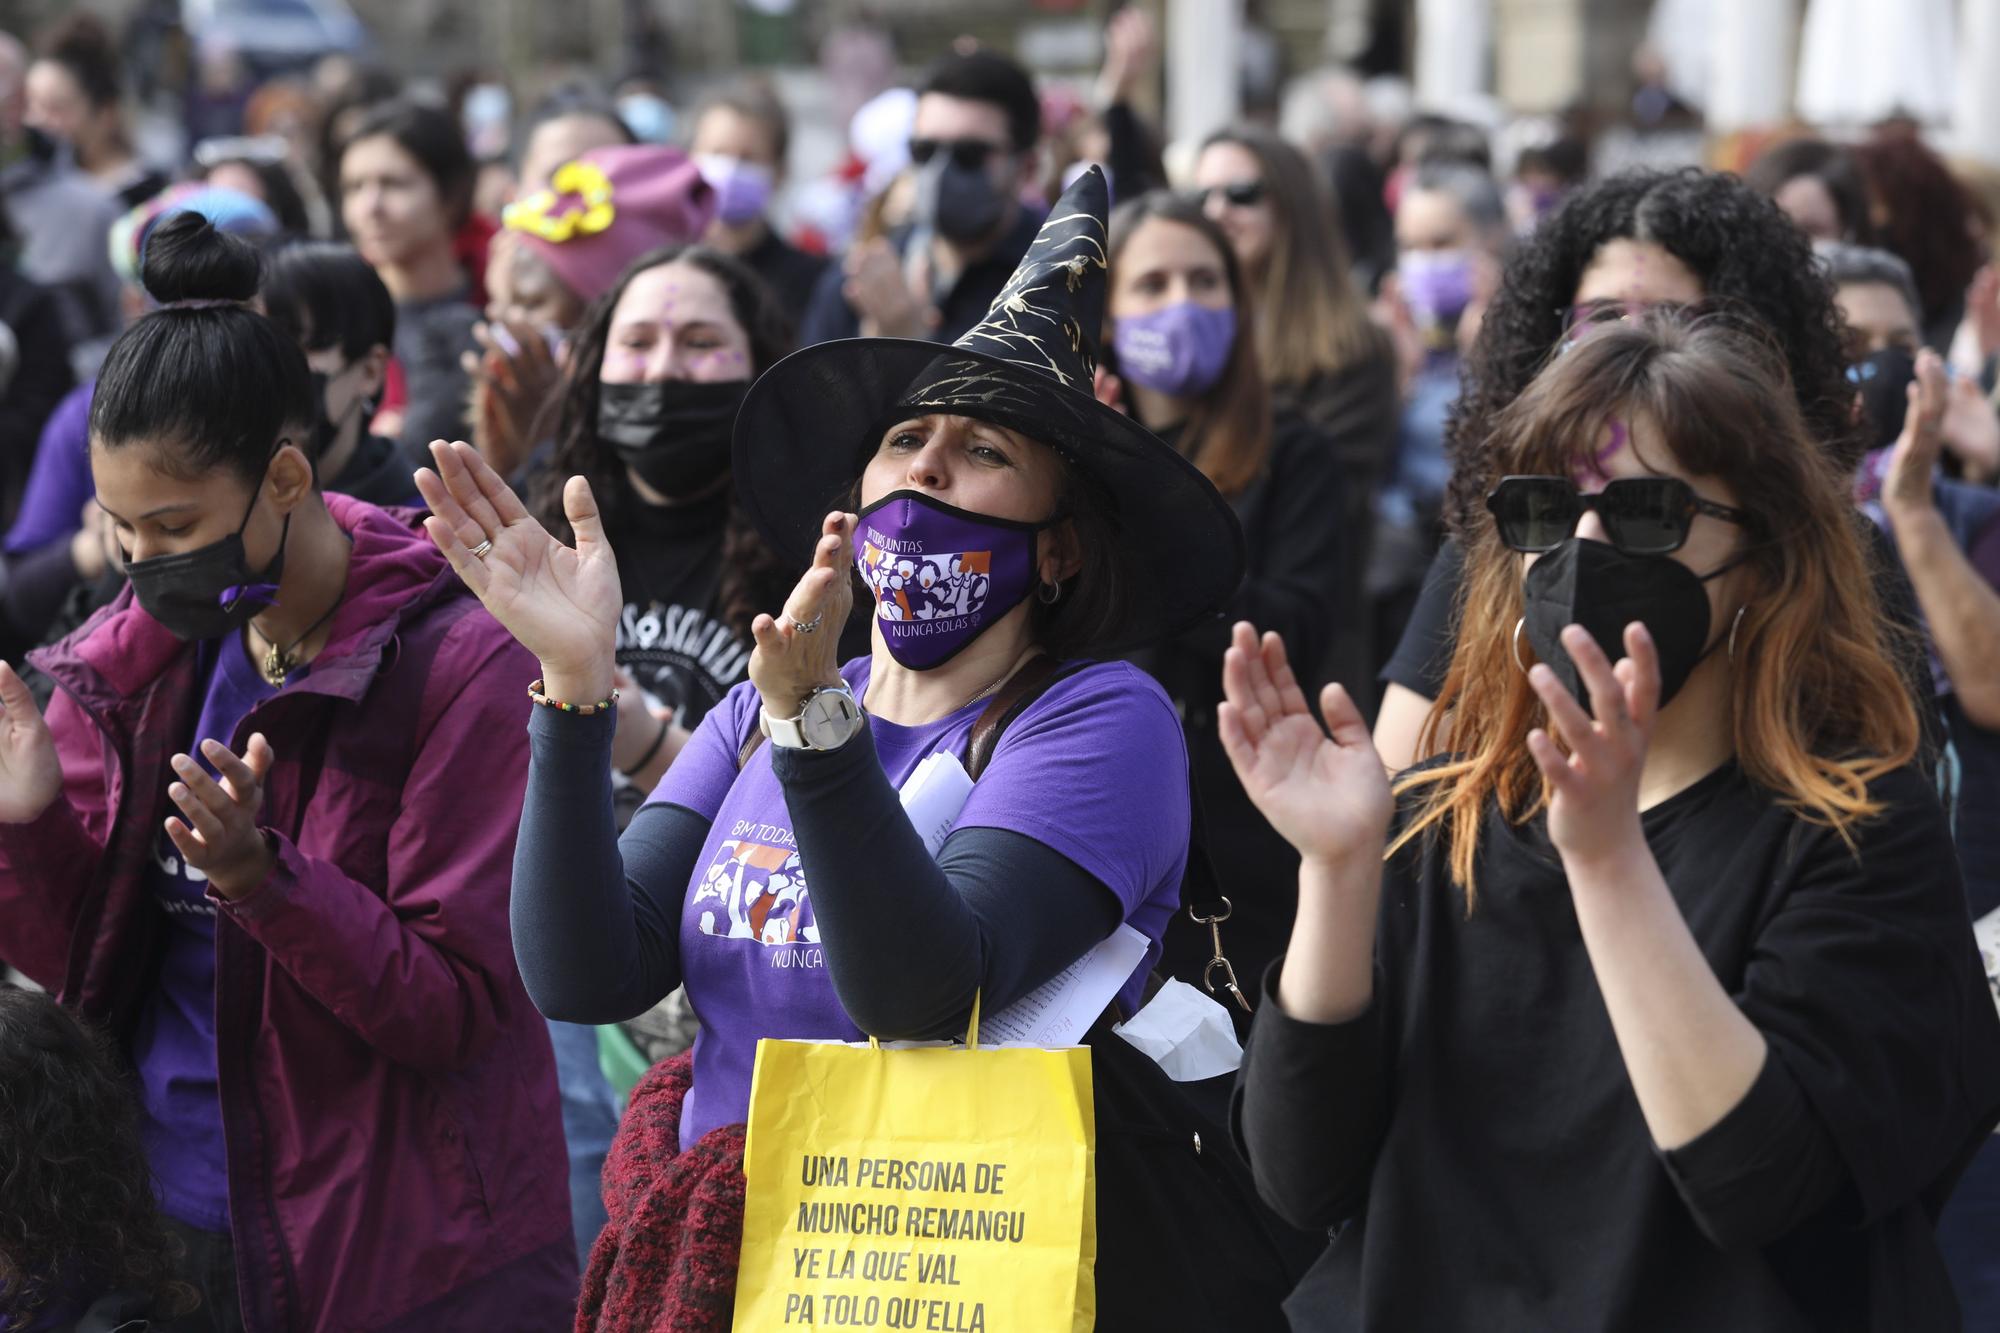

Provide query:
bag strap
left=962, top=653, right=1073, bottom=781
left=733, top=654, right=1249, bottom=1013
left=1180, top=776, right=1250, bottom=1012
left=961, top=655, right=1248, bottom=1014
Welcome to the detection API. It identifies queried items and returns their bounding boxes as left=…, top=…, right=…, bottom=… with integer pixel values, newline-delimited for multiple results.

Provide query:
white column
left=1415, top=0, right=1491, bottom=112
left=1954, top=0, right=2000, bottom=166
left=1167, top=0, right=1242, bottom=147
left=1706, top=0, right=1797, bottom=132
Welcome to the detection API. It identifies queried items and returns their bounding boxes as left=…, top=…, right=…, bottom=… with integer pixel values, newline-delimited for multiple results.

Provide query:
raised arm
left=1219, top=621, right=1398, bottom=1228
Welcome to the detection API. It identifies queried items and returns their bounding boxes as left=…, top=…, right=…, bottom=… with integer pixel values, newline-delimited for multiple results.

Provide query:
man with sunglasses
left=799, top=49, right=1043, bottom=348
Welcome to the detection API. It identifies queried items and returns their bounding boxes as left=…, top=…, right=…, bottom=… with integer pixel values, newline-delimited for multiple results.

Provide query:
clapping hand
left=1884, top=349, right=1949, bottom=514
left=164, top=736, right=276, bottom=900
left=747, top=512, right=855, bottom=719
left=0, top=662, right=60, bottom=825
left=414, top=440, right=623, bottom=702
left=1524, top=622, right=1656, bottom=867
left=463, top=307, right=564, bottom=478
left=1217, top=623, right=1392, bottom=868
left=845, top=239, right=930, bottom=339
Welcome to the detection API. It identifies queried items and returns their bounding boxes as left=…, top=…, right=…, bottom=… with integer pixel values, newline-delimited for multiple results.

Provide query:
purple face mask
left=694, top=154, right=774, bottom=226
left=1398, top=249, right=1475, bottom=328
left=1113, top=302, right=1237, bottom=398
left=852, top=490, right=1052, bottom=671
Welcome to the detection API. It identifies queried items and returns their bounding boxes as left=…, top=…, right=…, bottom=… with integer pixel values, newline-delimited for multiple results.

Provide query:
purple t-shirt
left=132, top=634, right=277, bottom=1231
left=3, top=379, right=93, bottom=555
left=649, top=657, right=1190, bottom=1150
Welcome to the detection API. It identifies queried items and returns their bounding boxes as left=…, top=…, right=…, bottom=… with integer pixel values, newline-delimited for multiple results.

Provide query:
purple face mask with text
left=852, top=490, right=1052, bottom=671
left=1113, top=302, right=1237, bottom=398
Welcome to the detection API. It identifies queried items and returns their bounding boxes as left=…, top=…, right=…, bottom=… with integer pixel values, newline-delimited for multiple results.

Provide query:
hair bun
left=140, top=209, right=263, bottom=308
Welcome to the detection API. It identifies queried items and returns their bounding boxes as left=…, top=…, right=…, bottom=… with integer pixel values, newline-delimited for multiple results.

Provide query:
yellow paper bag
left=733, top=1000, right=1096, bottom=1332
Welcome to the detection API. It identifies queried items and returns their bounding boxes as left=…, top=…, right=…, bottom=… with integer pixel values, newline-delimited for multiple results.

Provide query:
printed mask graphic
left=692, top=839, right=818, bottom=947
left=856, top=542, right=994, bottom=624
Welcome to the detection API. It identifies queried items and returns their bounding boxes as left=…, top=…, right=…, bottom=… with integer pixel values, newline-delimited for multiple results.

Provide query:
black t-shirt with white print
left=612, top=491, right=748, bottom=823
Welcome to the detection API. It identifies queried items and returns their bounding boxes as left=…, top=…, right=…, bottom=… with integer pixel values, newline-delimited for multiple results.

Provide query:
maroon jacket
left=0, top=495, right=575, bottom=1331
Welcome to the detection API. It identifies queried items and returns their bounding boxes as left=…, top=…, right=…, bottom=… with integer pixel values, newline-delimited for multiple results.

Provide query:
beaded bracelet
left=528, top=678, right=619, bottom=716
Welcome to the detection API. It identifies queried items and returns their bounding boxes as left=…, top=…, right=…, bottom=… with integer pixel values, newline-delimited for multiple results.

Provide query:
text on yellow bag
left=733, top=996, right=1097, bottom=1331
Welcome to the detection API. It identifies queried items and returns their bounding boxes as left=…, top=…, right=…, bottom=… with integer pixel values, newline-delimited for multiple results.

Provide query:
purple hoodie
left=0, top=494, right=575, bottom=1331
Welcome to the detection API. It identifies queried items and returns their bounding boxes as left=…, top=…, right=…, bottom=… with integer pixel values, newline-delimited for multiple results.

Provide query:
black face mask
left=125, top=475, right=290, bottom=643
left=17, top=125, right=58, bottom=166
left=596, top=378, right=749, bottom=498
left=915, top=157, right=1006, bottom=244
left=1520, top=538, right=1739, bottom=714
left=1850, top=344, right=1917, bottom=451
left=308, top=367, right=377, bottom=473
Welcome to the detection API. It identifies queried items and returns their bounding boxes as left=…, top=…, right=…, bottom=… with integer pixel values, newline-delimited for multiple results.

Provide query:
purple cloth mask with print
left=852, top=490, right=1048, bottom=670
left=1398, top=249, right=1475, bottom=328
left=1113, top=302, right=1237, bottom=398
left=694, top=154, right=774, bottom=226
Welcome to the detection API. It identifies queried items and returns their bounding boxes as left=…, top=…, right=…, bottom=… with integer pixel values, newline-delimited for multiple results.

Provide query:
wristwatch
left=761, top=682, right=865, bottom=751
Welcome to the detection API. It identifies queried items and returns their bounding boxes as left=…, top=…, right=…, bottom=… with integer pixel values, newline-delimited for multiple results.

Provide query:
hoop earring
left=1511, top=617, right=1529, bottom=674
left=1037, top=581, right=1063, bottom=606
left=1727, top=605, right=1747, bottom=662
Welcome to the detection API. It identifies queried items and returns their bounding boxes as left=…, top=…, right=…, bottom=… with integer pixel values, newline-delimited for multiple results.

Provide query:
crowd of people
left=2, top=7, right=2000, bottom=1332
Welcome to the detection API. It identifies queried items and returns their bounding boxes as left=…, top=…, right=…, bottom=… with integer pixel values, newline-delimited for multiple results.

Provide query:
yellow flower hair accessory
left=502, top=159, right=617, bottom=244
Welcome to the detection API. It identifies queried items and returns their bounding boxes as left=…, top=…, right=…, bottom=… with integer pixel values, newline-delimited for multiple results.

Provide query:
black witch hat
left=731, top=166, right=1246, bottom=651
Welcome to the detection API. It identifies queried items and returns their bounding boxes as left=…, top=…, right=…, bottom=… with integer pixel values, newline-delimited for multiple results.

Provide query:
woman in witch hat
left=415, top=167, right=1259, bottom=1323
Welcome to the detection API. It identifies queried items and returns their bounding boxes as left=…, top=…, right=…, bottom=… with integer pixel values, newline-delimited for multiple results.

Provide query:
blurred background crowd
left=5, top=0, right=2000, bottom=1324
left=0, top=0, right=1996, bottom=685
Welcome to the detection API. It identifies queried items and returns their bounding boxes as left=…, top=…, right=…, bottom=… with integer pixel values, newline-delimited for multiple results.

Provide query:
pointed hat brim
left=730, top=335, right=1247, bottom=654
left=731, top=165, right=1246, bottom=652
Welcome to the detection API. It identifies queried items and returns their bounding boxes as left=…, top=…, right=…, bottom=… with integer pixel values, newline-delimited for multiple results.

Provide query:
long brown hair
left=1107, top=191, right=1272, bottom=496
left=532, top=245, right=794, bottom=637
left=1201, top=126, right=1379, bottom=386
left=1394, top=311, right=1918, bottom=901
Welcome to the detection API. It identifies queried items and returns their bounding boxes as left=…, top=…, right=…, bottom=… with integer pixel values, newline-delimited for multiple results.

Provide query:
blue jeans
left=547, top=1019, right=622, bottom=1271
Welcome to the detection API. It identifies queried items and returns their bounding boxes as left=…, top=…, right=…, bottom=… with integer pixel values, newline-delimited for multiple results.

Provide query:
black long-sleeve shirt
left=510, top=706, right=1118, bottom=1041
left=1233, top=762, right=2000, bottom=1332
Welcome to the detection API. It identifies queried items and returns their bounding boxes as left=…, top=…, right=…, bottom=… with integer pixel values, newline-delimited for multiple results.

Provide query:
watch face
left=801, top=689, right=861, bottom=748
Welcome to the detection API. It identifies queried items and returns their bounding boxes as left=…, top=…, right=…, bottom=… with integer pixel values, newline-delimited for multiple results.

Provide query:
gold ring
left=469, top=539, right=494, bottom=560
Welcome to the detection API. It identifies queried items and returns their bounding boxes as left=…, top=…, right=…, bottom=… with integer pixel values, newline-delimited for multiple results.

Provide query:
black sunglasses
left=1196, top=180, right=1266, bottom=209
left=909, top=137, right=1004, bottom=171
left=1485, top=474, right=1749, bottom=555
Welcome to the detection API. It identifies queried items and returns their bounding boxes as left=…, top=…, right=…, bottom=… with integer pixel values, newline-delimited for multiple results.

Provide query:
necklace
left=250, top=600, right=342, bottom=688
left=248, top=535, right=352, bottom=688
left=959, top=652, right=1033, bottom=712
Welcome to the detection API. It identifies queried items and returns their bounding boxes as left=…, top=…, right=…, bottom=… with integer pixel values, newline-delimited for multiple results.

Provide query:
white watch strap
left=762, top=684, right=861, bottom=750
left=761, top=706, right=810, bottom=749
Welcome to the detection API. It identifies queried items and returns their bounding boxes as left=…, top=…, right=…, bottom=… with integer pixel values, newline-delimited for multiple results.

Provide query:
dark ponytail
left=89, top=210, right=316, bottom=485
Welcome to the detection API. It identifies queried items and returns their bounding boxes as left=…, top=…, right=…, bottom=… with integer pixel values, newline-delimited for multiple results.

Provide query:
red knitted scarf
left=575, top=1052, right=747, bottom=1332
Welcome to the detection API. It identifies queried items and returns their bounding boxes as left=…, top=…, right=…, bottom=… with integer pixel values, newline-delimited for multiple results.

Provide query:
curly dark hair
left=1442, top=167, right=1859, bottom=535
left=1852, top=130, right=1985, bottom=342
left=530, top=245, right=793, bottom=638
left=0, top=989, right=194, bottom=1325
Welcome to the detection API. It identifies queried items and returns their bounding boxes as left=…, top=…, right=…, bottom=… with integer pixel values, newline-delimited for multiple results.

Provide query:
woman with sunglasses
left=1227, top=311, right=2000, bottom=1331
left=1192, top=128, right=1398, bottom=709
left=1103, top=190, right=1344, bottom=987
left=1373, top=167, right=1921, bottom=771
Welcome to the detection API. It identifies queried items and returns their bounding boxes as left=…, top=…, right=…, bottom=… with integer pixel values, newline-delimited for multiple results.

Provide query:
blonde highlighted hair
left=1393, top=311, right=1918, bottom=902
